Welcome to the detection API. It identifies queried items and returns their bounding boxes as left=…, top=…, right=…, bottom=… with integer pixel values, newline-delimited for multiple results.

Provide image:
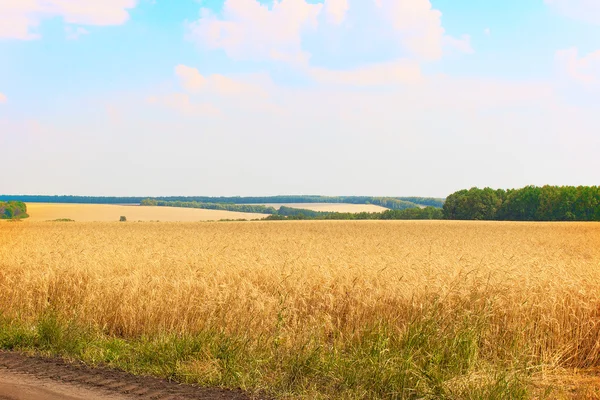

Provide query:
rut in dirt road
left=0, top=351, right=259, bottom=400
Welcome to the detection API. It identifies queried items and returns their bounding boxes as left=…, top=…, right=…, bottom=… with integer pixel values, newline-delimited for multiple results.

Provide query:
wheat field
left=24, top=203, right=269, bottom=222
left=250, top=203, right=389, bottom=213
left=1, top=220, right=599, bottom=398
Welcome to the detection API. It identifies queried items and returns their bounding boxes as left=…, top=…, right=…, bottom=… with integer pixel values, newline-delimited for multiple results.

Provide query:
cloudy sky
left=0, top=0, right=598, bottom=197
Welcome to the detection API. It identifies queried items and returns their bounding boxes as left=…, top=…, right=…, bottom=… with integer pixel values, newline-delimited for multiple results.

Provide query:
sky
left=0, top=0, right=599, bottom=197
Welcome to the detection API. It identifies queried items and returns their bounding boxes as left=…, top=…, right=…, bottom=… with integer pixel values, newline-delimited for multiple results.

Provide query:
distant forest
left=141, top=199, right=277, bottom=214
left=0, top=195, right=445, bottom=209
left=0, top=201, right=28, bottom=219
left=444, top=186, right=600, bottom=221
left=265, top=206, right=443, bottom=220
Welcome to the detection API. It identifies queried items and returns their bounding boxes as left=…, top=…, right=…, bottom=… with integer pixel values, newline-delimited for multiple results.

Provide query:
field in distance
left=23, top=203, right=269, bottom=222
left=1, top=220, right=599, bottom=399
left=248, top=203, right=389, bottom=213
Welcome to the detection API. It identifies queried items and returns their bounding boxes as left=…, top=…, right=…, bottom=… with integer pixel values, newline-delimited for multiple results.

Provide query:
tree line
left=0, top=195, right=444, bottom=209
left=265, top=206, right=443, bottom=220
left=0, top=201, right=28, bottom=219
left=140, top=199, right=277, bottom=214
left=443, top=186, right=600, bottom=221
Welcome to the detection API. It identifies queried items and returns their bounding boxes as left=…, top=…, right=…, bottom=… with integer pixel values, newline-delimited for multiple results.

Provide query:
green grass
left=0, top=308, right=542, bottom=400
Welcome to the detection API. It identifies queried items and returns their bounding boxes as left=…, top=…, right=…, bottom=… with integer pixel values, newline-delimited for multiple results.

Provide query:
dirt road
left=0, top=370, right=130, bottom=400
left=0, top=351, right=254, bottom=400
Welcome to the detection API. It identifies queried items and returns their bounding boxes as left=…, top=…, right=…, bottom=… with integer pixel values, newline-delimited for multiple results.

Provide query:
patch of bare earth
left=533, top=369, right=600, bottom=399
left=0, top=351, right=257, bottom=400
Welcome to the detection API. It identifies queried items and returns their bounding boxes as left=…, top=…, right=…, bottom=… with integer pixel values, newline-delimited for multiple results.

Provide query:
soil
left=0, top=351, right=257, bottom=400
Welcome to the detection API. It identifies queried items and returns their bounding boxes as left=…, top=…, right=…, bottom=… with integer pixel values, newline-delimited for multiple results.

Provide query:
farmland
left=249, top=203, right=388, bottom=213
left=1, top=220, right=599, bottom=398
left=17, top=202, right=387, bottom=222
left=22, top=203, right=269, bottom=222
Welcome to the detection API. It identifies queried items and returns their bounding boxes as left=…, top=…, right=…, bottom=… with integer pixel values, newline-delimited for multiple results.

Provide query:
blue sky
left=0, top=0, right=598, bottom=197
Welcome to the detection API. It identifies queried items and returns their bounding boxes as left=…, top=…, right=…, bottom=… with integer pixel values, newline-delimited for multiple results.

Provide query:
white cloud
left=0, top=0, right=137, bottom=40
left=0, top=92, right=6, bottom=104
left=65, top=26, right=90, bottom=40
left=188, top=0, right=472, bottom=64
left=443, top=34, right=473, bottom=55
left=545, top=0, right=600, bottom=24
left=187, top=0, right=322, bottom=64
left=147, top=65, right=275, bottom=116
left=309, top=60, right=423, bottom=86
left=556, top=47, right=600, bottom=85
left=165, top=63, right=553, bottom=119
left=147, top=93, right=222, bottom=117
left=324, top=0, right=349, bottom=25
left=174, top=65, right=206, bottom=92
left=374, top=0, right=472, bottom=60
left=375, top=0, right=444, bottom=60
left=175, top=64, right=268, bottom=97
left=484, top=28, right=491, bottom=36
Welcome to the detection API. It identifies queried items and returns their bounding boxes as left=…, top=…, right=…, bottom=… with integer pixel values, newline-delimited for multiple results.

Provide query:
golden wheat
left=24, top=203, right=269, bottom=222
left=1, top=220, right=600, bottom=396
left=251, top=203, right=389, bottom=213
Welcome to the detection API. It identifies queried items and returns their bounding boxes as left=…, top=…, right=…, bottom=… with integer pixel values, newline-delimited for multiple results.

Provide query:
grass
left=1, top=221, right=599, bottom=398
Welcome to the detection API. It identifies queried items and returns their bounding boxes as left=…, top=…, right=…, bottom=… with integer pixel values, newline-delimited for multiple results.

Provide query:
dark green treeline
left=141, top=199, right=277, bottom=214
left=443, top=186, right=600, bottom=221
left=265, top=206, right=443, bottom=220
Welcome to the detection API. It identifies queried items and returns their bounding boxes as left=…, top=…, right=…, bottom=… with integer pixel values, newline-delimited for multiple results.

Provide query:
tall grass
left=1, top=220, right=599, bottom=398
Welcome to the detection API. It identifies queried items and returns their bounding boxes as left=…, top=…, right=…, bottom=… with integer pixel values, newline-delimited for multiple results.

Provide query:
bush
left=0, top=201, right=28, bottom=220
left=120, top=216, right=127, bottom=222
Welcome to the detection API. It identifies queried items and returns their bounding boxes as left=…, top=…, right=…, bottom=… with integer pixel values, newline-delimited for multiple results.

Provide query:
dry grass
left=23, top=203, right=268, bottom=222
left=251, top=203, right=389, bottom=213
left=1, top=220, right=600, bottom=398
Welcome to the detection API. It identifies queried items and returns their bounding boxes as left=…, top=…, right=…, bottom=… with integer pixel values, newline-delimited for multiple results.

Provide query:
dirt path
left=0, top=370, right=131, bottom=400
left=0, top=351, right=255, bottom=400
